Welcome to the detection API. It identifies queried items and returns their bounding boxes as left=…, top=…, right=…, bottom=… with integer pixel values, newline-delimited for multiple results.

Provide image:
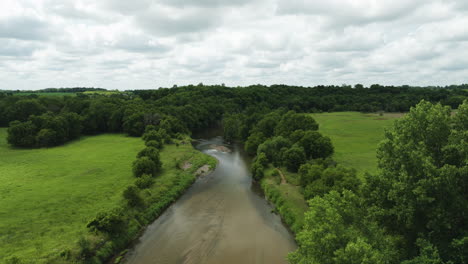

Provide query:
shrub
left=145, top=140, right=162, bottom=149
left=137, top=147, right=162, bottom=171
left=132, top=157, right=157, bottom=177
left=87, top=209, right=127, bottom=236
left=123, top=186, right=144, bottom=207
left=135, top=174, right=154, bottom=189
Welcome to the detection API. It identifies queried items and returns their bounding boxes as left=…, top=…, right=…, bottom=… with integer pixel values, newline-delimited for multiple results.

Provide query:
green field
left=0, top=127, right=216, bottom=263
left=311, top=112, right=403, bottom=174
left=0, top=128, right=144, bottom=261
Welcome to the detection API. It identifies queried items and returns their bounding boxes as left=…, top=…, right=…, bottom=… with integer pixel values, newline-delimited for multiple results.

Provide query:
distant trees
left=7, top=112, right=83, bottom=148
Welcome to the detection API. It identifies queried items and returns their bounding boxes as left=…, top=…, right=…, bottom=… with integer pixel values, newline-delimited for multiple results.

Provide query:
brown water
left=123, top=135, right=296, bottom=264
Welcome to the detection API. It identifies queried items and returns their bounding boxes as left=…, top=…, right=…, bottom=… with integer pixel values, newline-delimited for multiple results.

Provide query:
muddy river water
left=124, top=135, right=296, bottom=264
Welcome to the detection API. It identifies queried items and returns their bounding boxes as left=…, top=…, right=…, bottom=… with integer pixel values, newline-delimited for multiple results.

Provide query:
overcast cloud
left=0, top=0, right=467, bottom=90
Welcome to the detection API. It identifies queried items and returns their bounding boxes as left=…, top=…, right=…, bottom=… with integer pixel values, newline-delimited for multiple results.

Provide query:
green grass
left=0, top=128, right=215, bottom=263
left=310, top=112, right=403, bottom=174
left=0, top=128, right=144, bottom=262
left=261, top=166, right=308, bottom=233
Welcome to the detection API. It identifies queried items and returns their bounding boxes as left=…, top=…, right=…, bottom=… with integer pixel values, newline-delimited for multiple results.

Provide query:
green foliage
left=257, top=136, right=291, bottom=167
left=244, top=132, right=266, bottom=155
left=135, top=174, right=154, bottom=189
left=300, top=164, right=360, bottom=199
left=132, top=157, right=157, bottom=177
left=298, top=130, right=334, bottom=159
left=145, top=140, right=163, bottom=149
left=364, top=100, right=468, bottom=262
left=288, top=190, right=400, bottom=264
left=255, top=152, right=269, bottom=167
left=123, top=186, right=144, bottom=207
left=261, top=174, right=308, bottom=233
left=87, top=209, right=127, bottom=236
left=137, top=147, right=162, bottom=172
left=7, top=120, right=37, bottom=147
left=275, top=110, right=319, bottom=137
left=283, top=145, right=306, bottom=172
left=36, top=128, right=58, bottom=147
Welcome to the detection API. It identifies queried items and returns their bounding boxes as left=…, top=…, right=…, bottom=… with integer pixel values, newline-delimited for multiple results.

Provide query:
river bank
left=86, top=137, right=217, bottom=264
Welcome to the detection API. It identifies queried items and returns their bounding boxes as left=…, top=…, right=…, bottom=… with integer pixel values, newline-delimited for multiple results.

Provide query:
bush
left=145, top=140, right=163, bottom=149
left=87, top=209, right=127, bottom=236
left=123, top=186, right=144, bottom=207
left=137, top=147, right=162, bottom=171
left=132, top=157, right=157, bottom=177
left=135, top=174, right=154, bottom=189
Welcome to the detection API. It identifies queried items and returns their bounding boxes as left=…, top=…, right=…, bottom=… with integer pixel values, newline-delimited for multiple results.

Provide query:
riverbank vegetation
left=0, top=84, right=466, bottom=263
left=226, top=100, right=467, bottom=264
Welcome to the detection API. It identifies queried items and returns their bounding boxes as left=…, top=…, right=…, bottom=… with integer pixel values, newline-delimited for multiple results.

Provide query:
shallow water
left=123, top=135, right=296, bottom=264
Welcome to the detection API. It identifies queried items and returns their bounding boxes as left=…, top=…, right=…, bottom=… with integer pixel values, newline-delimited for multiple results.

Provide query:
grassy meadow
left=311, top=112, right=403, bottom=174
left=261, top=112, right=404, bottom=234
left=0, top=128, right=215, bottom=263
left=0, top=128, right=144, bottom=261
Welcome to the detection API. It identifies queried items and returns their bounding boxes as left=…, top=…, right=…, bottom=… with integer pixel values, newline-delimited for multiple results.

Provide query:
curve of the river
left=123, top=135, right=296, bottom=264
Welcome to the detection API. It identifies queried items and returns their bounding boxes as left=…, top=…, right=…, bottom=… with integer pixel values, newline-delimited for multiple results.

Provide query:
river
left=123, top=134, right=296, bottom=264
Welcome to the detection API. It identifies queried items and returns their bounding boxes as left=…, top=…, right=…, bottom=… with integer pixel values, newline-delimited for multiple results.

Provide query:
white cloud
left=0, top=0, right=467, bottom=90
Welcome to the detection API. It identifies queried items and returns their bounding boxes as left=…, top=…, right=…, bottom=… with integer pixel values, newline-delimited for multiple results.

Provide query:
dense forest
left=1, top=84, right=467, bottom=263
left=1, top=84, right=466, bottom=148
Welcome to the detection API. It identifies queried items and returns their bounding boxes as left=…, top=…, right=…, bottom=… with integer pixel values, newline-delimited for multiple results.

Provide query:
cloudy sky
left=1, top=0, right=467, bottom=90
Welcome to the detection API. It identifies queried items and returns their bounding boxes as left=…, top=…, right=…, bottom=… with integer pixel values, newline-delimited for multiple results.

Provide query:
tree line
left=1, top=84, right=466, bottom=149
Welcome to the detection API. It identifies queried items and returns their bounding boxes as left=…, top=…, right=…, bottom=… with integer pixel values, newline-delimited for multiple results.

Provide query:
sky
left=0, top=0, right=467, bottom=90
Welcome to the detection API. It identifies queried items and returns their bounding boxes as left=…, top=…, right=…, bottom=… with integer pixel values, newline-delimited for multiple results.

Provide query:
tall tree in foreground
left=366, top=100, right=467, bottom=262
left=290, top=100, right=467, bottom=264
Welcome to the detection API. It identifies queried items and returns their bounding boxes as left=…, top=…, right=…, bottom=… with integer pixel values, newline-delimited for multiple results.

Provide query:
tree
left=7, top=99, right=46, bottom=122
left=283, top=145, right=306, bottom=172
left=132, top=157, right=157, bottom=177
left=299, top=131, right=334, bottom=159
left=135, top=174, right=154, bottom=189
left=275, top=111, right=319, bottom=137
left=365, top=100, right=468, bottom=262
left=123, top=185, right=144, bottom=207
left=257, top=136, right=292, bottom=166
left=7, top=120, right=37, bottom=147
left=36, top=128, right=58, bottom=147
left=123, top=112, right=145, bottom=137
left=288, top=191, right=400, bottom=264
left=244, top=132, right=266, bottom=155
left=87, top=208, right=126, bottom=236
left=137, top=147, right=162, bottom=172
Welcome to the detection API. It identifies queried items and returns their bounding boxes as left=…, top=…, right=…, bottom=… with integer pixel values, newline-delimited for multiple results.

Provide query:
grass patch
left=261, top=166, right=308, bottom=233
left=0, top=128, right=143, bottom=262
left=0, top=128, right=215, bottom=263
left=310, top=112, right=403, bottom=175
